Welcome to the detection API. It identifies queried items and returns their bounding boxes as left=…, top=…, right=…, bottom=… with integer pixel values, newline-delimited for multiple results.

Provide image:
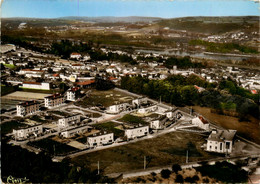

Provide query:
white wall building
left=13, top=124, right=43, bottom=140
left=107, top=103, right=129, bottom=114
left=58, top=114, right=81, bottom=129
left=16, top=100, right=40, bottom=117
left=125, top=126, right=149, bottom=139
left=206, top=129, right=236, bottom=154
left=191, top=117, right=210, bottom=131
left=132, top=97, right=148, bottom=108
left=21, top=82, right=50, bottom=90
left=87, top=133, right=114, bottom=147
left=44, top=93, right=64, bottom=108
left=67, top=87, right=81, bottom=101
left=60, top=124, right=91, bottom=138
left=138, top=105, right=158, bottom=114
left=70, top=52, right=81, bottom=59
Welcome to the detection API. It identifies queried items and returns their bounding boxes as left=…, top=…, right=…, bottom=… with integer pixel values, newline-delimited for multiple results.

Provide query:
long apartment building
left=60, top=124, right=91, bottom=138
left=87, top=132, right=114, bottom=147
left=13, top=124, right=43, bottom=140
left=44, top=93, right=64, bottom=108
left=125, top=126, right=149, bottom=139
left=16, top=100, right=40, bottom=116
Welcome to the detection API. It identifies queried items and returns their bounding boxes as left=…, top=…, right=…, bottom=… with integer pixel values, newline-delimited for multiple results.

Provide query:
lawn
left=193, top=106, right=260, bottom=144
left=29, top=137, right=78, bottom=155
left=1, top=120, right=27, bottom=135
left=118, top=114, right=148, bottom=126
left=92, top=121, right=125, bottom=138
left=3, top=64, right=16, bottom=69
left=72, top=132, right=218, bottom=174
left=76, top=89, right=135, bottom=108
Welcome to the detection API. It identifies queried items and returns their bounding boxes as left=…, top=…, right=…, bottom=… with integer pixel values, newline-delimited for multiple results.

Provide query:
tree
left=175, top=174, right=184, bottom=183
left=160, top=169, right=172, bottom=179
left=172, top=164, right=182, bottom=174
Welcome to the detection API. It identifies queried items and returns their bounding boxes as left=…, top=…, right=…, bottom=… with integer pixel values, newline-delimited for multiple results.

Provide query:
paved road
left=107, top=154, right=260, bottom=179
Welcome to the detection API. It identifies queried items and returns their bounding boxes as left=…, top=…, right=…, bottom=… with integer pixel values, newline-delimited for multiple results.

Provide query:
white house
left=107, top=103, right=129, bottom=114
left=87, top=132, right=114, bottom=147
left=132, top=97, right=148, bottom=108
left=191, top=116, right=210, bottom=131
left=70, top=52, right=81, bottom=59
left=138, top=105, right=158, bottom=114
left=150, top=116, right=168, bottom=130
left=58, top=114, right=81, bottom=129
left=60, top=124, right=91, bottom=138
left=67, top=87, right=81, bottom=101
left=125, top=126, right=149, bottom=139
left=21, top=82, right=50, bottom=90
left=16, top=100, right=40, bottom=117
left=206, top=129, right=237, bottom=154
left=13, top=124, right=43, bottom=140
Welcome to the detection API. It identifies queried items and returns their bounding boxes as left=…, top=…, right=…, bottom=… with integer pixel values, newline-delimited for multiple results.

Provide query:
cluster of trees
left=121, top=74, right=215, bottom=106
left=164, top=56, right=204, bottom=69
left=189, top=39, right=258, bottom=54
left=196, top=161, right=248, bottom=183
left=120, top=75, right=259, bottom=120
left=1, top=140, right=114, bottom=183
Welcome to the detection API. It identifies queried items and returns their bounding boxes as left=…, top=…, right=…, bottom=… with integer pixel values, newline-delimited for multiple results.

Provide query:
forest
left=120, top=75, right=259, bottom=121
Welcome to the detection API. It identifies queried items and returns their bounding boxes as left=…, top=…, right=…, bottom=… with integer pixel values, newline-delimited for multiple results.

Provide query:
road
left=106, top=154, right=260, bottom=179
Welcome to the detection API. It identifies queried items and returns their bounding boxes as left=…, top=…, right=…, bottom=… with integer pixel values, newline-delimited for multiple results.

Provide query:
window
left=209, top=146, right=212, bottom=149
left=220, top=143, right=222, bottom=150
left=215, top=146, right=217, bottom=150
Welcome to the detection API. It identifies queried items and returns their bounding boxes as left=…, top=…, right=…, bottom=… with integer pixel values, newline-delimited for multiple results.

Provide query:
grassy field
left=92, top=121, right=125, bottom=138
left=1, top=120, right=27, bottom=135
left=76, top=89, right=135, bottom=108
left=29, top=137, right=78, bottom=155
left=193, top=106, right=260, bottom=144
left=118, top=114, right=148, bottom=126
left=1, top=85, right=17, bottom=96
left=72, top=132, right=217, bottom=174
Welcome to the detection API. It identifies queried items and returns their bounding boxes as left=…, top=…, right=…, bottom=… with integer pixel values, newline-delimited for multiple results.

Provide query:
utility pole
left=144, top=156, right=146, bottom=170
left=97, top=161, right=100, bottom=175
left=186, top=150, right=188, bottom=163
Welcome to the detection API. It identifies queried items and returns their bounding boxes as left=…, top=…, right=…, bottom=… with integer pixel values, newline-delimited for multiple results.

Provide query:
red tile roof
left=76, top=80, right=95, bottom=86
left=199, top=116, right=209, bottom=124
left=23, top=81, right=41, bottom=85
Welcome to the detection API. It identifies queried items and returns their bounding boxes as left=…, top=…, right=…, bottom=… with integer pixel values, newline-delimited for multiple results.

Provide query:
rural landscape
left=1, top=0, right=260, bottom=183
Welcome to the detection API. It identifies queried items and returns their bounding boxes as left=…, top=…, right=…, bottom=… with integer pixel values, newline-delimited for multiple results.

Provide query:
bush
left=192, top=175, right=200, bottom=182
left=160, top=169, right=172, bottom=179
left=175, top=174, right=184, bottom=183
left=172, top=164, right=182, bottom=174
left=185, top=176, right=194, bottom=183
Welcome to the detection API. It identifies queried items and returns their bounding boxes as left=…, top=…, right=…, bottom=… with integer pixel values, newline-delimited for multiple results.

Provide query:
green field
left=1, top=120, right=27, bottom=135
left=118, top=114, right=148, bottom=126
left=72, top=132, right=218, bottom=174
left=92, top=122, right=125, bottom=138
left=1, top=85, right=17, bottom=96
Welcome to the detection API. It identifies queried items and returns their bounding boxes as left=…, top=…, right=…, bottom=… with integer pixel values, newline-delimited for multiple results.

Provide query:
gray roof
left=208, top=129, right=236, bottom=142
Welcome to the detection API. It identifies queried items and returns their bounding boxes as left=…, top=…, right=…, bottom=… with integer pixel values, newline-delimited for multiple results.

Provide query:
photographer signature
left=7, top=175, right=29, bottom=184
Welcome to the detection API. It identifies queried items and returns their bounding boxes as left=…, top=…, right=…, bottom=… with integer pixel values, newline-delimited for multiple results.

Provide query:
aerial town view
left=0, top=0, right=260, bottom=183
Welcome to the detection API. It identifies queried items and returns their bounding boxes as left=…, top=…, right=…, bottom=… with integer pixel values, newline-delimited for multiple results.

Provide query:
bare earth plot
left=76, top=89, right=135, bottom=108
left=72, top=132, right=217, bottom=175
left=2, top=91, right=51, bottom=100
left=192, top=106, right=260, bottom=144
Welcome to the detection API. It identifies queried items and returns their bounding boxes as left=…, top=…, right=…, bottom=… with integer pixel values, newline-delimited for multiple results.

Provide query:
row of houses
left=16, top=87, right=81, bottom=116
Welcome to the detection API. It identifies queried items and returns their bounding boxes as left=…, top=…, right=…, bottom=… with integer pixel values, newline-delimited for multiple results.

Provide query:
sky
left=1, top=0, right=259, bottom=18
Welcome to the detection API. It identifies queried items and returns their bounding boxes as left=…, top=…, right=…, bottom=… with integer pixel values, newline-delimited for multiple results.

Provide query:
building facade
left=125, top=126, right=149, bottom=139
left=13, top=124, right=43, bottom=140
left=87, top=133, right=114, bottom=147
left=206, top=129, right=237, bottom=154
left=58, top=114, right=81, bottom=129
left=67, top=87, right=81, bottom=101
left=16, top=100, right=40, bottom=116
left=44, top=93, right=65, bottom=108
left=60, top=124, right=91, bottom=138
